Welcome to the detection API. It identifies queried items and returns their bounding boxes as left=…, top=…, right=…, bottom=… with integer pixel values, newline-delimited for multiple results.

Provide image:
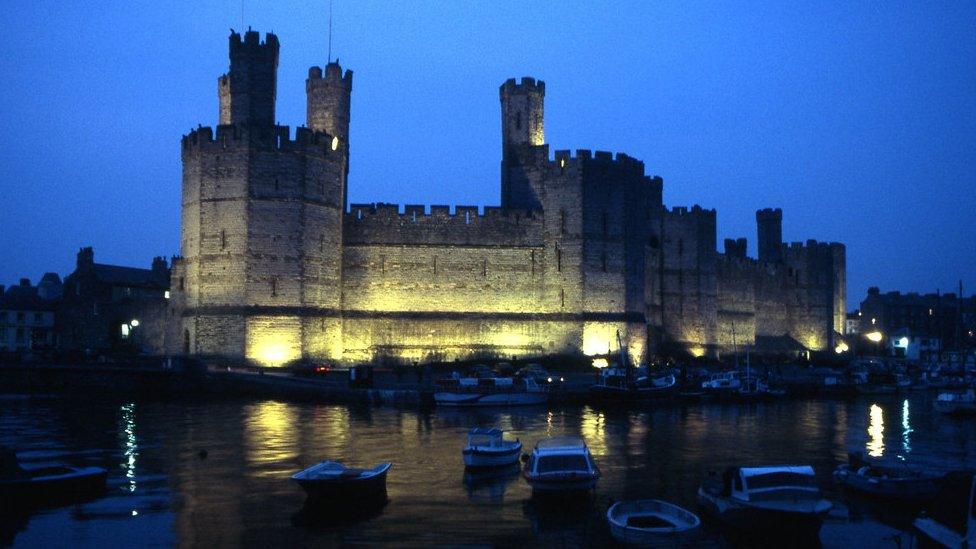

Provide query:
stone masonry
left=166, top=30, right=846, bottom=366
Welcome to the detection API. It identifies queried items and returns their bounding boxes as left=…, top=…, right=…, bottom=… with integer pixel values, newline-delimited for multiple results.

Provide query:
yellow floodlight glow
left=255, top=343, right=289, bottom=367
left=592, top=358, right=609, bottom=369
left=689, top=347, right=705, bottom=358
left=834, top=341, right=849, bottom=354
left=130, top=319, right=140, bottom=327
left=865, top=331, right=883, bottom=343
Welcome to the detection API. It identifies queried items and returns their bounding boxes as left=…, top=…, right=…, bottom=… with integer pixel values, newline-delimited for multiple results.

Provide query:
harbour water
left=1, top=393, right=974, bottom=547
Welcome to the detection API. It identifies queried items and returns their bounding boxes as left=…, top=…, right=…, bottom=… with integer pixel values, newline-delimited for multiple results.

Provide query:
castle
left=166, top=30, right=846, bottom=366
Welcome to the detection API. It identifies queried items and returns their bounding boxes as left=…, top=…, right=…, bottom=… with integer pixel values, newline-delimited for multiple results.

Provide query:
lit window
left=331, top=136, right=339, bottom=151
left=121, top=324, right=130, bottom=338
left=164, top=290, right=170, bottom=299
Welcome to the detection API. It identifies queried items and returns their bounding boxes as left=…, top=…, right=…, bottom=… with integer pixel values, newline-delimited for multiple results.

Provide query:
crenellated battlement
left=551, top=149, right=649, bottom=176
left=500, top=76, right=545, bottom=96
left=666, top=204, right=716, bottom=218
left=308, top=62, right=353, bottom=87
left=229, top=28, right=279, bottom=55
left=756, top=207, right=783, bottom=220
left=344, top=203, right=543, bottom=247
left=181, top=124, right=344, bottom=155
left=783, top=239, right=845, bottom=251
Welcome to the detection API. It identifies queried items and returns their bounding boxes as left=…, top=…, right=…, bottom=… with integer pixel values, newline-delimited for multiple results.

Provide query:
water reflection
left=118, top=402, right=138, bottom=493
left=580, top=407, right=607, bottom=456
left=462, top=463, right=521, bottom=502
left=245, top=400, right=298, bottom=474
left=901, top=399, right=912, bottom=457
left=867, top=403, right=885, bottom=457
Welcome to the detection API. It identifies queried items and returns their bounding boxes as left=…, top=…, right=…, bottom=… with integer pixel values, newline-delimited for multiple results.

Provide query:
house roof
left=754, top=334, right=807, bottom=353
left=91, top=263, right=168, bottom=289
left=0, top=285, right=55, bottom=311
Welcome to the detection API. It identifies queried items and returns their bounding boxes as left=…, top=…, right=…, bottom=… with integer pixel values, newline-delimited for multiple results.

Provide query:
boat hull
left=834, top=468, right=940, bottom=501
left=697, top=487, right=829, bottom=538
left=524, top=471, right=599, bottom=493
left=0, top=466, right=107, bottom=506
left=607, top=500, right=701, bottom=547
left=435, top=391, right=546, bottom=407
left=293, top=464, right=390, bottom=503
left=463, top=444, right=522, bottom=468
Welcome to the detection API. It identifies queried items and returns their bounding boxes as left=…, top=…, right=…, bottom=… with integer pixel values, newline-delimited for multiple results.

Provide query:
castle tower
left=218, top=29, right=279, bottom=126
left=500, top=77, right=547, bottom=210
left=175, top=30, right=347, bottom=365
left=500, top=77, right=545, bottom=153
left=756, top=208, right=783, bottom=263
left=306, top=62, right=352, bottom=143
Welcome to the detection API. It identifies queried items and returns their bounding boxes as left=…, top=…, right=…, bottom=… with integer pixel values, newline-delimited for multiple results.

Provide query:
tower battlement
left=667, top=204, right=716, bottom=218
left=218, top=29, right=280, bottom=127
left=181, top=124, right=344, bottom=155
left=551, top=149, right=648, bottom=176
left=499, top=77, right=546, bottom=96
left=308, top=62, right=353, bottom=87
left=344, top=203, right=543, bottom=247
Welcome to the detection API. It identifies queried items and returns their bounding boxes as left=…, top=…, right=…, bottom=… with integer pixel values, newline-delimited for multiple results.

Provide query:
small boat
left=701, top=371, right=742, bottom=396
left=914, top=471, right=976, bottom=548
left=589, top=367, right=677, bottom=402
left=522, top=436, right=600, bottom=494
left=607, top=499, right=701, bottom=546
left=462, top=428, right=522, bottom=468
left=435, top=377, right=547, bottom=407
left=935, top=388, right=976, bottom=415
left=697, top=465, right=832, bottom=538
left=291, top=460, right=391, bottom=502
left=833, top=452, right=942, bottom=502
left=0, top=447, right=107, bottom=506
left=855, top=372, right=899, bottom=395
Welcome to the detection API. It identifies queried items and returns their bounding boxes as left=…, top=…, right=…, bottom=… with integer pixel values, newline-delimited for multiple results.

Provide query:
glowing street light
left=865, top=331, right=883, bottom=343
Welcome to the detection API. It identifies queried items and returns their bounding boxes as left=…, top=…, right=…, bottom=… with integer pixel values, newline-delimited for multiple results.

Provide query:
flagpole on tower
left=328, top=0, right=334, bottom=63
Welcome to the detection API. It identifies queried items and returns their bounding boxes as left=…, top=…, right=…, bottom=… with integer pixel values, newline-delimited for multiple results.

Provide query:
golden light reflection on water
left=245, top=401, right=298, bottom=475
left=580, top=407, right=607, bottom=456
left=901, top=399, right=912, bottom=456
left=867, top=403, right=884, bottom=457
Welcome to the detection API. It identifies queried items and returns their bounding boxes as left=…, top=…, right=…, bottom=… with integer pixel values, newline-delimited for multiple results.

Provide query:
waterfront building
left=0, top=278, right=58, bottom=353
left=859, top=286, right=975, bottom=355
left=59, top=247, right=170, bottom=357
left=167, top=30, right=846, bottom=366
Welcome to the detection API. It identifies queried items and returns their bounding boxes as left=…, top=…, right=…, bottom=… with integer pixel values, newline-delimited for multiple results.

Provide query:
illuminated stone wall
left=661, top=206, right=719, bottom=356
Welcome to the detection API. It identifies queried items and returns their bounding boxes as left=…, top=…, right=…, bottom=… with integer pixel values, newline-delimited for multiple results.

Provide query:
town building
left=859, top=286, right=975, bottom=357
left=0, top=277, right=59, bottom=353
left=167, top=30, right=846, bottom=366
left=59, top=247, right=170, bottom=357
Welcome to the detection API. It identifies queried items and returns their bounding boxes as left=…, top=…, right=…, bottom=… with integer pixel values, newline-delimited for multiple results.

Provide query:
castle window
left=433, top=256, right=437, bottom=275
left=560, top=210, right=566, bottom=235
left=516, top=111, right=522, bottom=130
left=271, top=277, right=277, bottom=297
left=465, top=211, right=471, bottom=225
left=530, top=250, right=535, bottom=275
left=482, top=259, right=487, bottom=278
left=331, top=136, right=339, bottom=151
left=220, top=229, right=227, bottom=250
left=179, top=277, right=185, bottom=290
left=274, top=178, right=279, bottom=191
left=319, top=234, right=325, bottom=253
left=560, top=288, right=565, bottom=309
left=556, top=246, right=562, bottom=272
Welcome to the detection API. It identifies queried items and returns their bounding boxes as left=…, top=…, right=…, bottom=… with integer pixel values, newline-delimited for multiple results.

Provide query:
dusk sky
left=1, top=1, right=973, bottom=304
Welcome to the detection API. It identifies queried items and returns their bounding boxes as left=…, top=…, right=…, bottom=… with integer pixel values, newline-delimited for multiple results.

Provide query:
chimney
left=77, top=247, right=94, bottom=272
left=19, top=278, right=30, bottom=287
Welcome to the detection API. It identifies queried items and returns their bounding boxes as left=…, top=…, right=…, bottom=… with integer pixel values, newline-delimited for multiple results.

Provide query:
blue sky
left=0, top=1, right=973, bottom=304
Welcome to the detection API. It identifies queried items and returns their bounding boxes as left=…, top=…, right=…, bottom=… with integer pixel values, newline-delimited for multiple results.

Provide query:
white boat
left=914, top=471, right=976, bottom=548
left=833, top=451, right=941, bottom=502
left=291, top=460, right=391, bottom=502
left=935, top=388, right=976, bottom=415
left=462, top=428, right=522, bottom=468
left=697, top=465, right=832, bottom=538
left=522, top=436, right=600, bottom=493
left=702, top=371, right=742, bottom=395
left=607, top=499, right=701, bottom=546
left=435, top=377, right=547, bottom=407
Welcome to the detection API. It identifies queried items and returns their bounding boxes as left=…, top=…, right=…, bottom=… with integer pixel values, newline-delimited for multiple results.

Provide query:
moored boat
left=701, top=371, right=742, bottom=397
left=697, top=465, right=832, bottom=538
left=0, top=447, right=107, bottom=507
left=462, top=428, right=522, bottom=468
left=935, top=388, right=976, bottom=415
left=589, top=367, right=677, bottom=402
left=607, top=499, right=701, bottom=546
left=522, top=436, right=600, bottom=494
left=833, top=452, right=942, bottom=502
left=914, top=471, right=976, bottom=548
left=291, top=460, right=391, bottom=502
left=435, top=377, right=547, bottom=407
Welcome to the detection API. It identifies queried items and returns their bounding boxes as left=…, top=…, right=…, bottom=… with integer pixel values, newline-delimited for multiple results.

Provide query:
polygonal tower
left=756, top=208, right=783, bottom=263
left=307, top=61, right=352, bottom=206
left=173, top=30, right=348, bottom=365
left=500, top=77, right=546, bottom=210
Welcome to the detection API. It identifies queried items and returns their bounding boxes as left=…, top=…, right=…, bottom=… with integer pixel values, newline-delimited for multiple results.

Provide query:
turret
left=499, top=77, right=545, bottom=155
left=306, top=61, right=352, bottom=144
left=756, top=208, right=783, bottom=263
left=218, top=29, right=280, bottom=126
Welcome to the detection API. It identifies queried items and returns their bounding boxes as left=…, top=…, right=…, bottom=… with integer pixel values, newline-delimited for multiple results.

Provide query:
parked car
left=293, top=362, right=333, bottom=378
